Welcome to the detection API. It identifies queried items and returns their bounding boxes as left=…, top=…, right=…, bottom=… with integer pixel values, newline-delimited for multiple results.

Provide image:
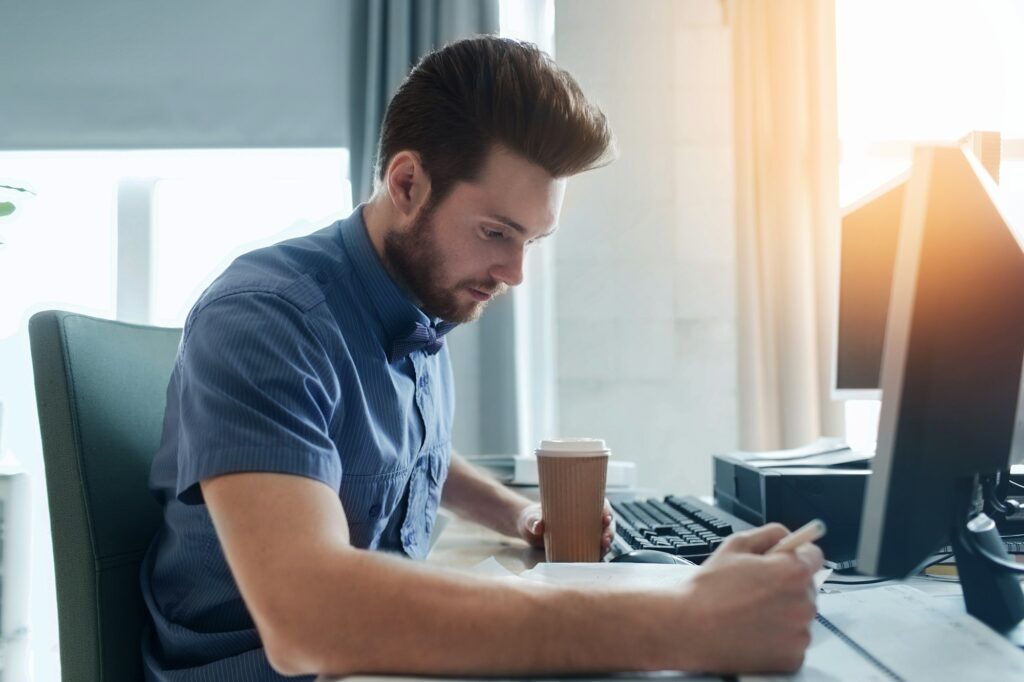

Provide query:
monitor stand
left=951, top=513, right=1024, bottom=646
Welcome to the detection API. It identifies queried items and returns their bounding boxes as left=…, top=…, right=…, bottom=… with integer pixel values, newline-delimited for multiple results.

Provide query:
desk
left=421, top=511, right=543, bottom=574
left=318, top=514, right=1024, bottom=682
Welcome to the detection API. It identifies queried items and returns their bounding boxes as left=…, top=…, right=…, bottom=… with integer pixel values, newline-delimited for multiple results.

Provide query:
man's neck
left=360, top=198, right=392, bottom=264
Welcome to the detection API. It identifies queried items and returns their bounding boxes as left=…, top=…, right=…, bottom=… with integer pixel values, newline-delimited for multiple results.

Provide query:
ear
left=383, top=150, right=432, bottom=221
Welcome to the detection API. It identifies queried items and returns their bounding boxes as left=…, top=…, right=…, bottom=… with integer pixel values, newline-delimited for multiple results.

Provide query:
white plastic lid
left=536, top=438, right=610, bottom=456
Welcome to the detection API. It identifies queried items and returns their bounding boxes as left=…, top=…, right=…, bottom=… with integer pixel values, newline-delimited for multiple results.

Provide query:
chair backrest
left=29, top=311, right=181, bottom=682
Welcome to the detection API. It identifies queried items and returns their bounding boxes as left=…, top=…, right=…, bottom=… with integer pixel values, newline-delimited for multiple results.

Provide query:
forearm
left=207, top=474, right=819, bottom=678
left=441, top=452, right=534, bottom=537
left=270, top=546, right=686, bottom=677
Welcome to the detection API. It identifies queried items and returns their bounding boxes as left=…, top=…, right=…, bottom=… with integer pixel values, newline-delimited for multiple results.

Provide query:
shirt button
left=314, top=271, right=329, bottom=284
left=368, top=503, right=381, bottom=518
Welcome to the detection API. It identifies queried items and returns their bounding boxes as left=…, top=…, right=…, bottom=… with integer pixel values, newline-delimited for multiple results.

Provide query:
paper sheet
left=731, top=437, right=850, bottom=462
left=520, top=562, right=702, bottom=590
left=471, top=558, right=831, bottom=594
left=744, top=584, right=1024, bottom=681
left=740, top=616, right=893, bottom=682
left=744, top=451, right=873, bottom=469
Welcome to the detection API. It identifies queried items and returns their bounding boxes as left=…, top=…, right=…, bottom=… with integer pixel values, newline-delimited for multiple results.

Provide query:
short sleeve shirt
left=140, top=206, right=456, bottom=681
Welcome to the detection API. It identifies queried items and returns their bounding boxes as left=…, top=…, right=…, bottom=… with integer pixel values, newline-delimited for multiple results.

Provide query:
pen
left=768, top=519, right=827, bottom=554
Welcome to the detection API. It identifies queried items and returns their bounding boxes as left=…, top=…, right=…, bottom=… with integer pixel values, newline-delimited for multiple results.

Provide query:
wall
left=554, top=0, right=737, bottom=495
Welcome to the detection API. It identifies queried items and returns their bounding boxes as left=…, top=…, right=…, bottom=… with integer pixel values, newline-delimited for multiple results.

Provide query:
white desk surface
left=316, top=514, right=1024, bottom=682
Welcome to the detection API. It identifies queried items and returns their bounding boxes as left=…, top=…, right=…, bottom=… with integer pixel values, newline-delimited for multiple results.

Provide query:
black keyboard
left=612, top=495, right=1024, bottom=570
left=610, top=495, right=753, bottom=563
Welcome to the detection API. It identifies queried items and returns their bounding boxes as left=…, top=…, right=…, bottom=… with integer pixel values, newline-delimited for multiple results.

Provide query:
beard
left=383, top=205, right=504, bottom=323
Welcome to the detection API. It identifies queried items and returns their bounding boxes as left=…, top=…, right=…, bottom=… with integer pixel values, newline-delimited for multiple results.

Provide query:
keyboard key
left=610, top=494, right=753, bottom=563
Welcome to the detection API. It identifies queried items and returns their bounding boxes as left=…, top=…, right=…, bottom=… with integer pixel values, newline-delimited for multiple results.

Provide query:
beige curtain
left=730, top=0, right=845, bottom=450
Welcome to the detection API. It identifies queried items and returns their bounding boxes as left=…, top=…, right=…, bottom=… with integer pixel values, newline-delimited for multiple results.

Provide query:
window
left=147, top=149, right=350, bottom=326
left=0, top=147, right=349, bottom=681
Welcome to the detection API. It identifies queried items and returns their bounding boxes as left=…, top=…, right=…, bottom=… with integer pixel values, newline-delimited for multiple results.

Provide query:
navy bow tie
left=389, top=321, right=458, bottom=361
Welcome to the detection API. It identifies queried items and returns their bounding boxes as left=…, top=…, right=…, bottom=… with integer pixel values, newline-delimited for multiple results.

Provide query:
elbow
left=258, top=607, right=357, bottom=678
left=263, top=634, right=311, bottom=677
left=253, top=603, right=326, bottom=676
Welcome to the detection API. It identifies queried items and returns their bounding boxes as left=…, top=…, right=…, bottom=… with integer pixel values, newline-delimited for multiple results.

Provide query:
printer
left=712, top=451, right=870, bottom=567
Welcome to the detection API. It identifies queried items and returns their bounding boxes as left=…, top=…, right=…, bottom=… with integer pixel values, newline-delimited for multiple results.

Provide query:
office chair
left=29, top=311, right=181, bottom=682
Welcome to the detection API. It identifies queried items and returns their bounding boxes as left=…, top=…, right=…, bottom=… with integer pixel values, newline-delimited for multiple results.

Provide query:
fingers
left=794, top=542, right=824, bottom=574
left=718, top=523, right=789, bottom=555
left=515, top=503, right=544, bottom=544
left=601, top=503, right=616, bottom=555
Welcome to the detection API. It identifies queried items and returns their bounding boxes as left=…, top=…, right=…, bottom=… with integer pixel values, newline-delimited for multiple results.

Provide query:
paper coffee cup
left=535, top=438, right=609, bottom=562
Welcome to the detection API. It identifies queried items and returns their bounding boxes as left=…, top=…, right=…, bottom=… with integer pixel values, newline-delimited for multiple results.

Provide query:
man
left=142, top=36, right=822, bottom=681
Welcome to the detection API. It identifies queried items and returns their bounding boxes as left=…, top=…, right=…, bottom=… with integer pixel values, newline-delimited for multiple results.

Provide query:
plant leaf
left=0, top=184, right=33, bottom=195
left=0, top=202, right=15, bottom=217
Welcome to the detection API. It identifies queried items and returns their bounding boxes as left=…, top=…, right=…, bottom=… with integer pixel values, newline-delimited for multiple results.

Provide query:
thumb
left=517, top=504, right=544, bottom=536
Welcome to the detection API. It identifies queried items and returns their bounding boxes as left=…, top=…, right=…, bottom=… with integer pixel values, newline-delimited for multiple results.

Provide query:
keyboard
left=611, top=495, right=1024, bottom=569
left=610, top=495, right=753, bottom=563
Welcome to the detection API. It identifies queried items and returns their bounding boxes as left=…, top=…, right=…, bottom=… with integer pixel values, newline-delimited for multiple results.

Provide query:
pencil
left=768, top=519, right=827, bottom=554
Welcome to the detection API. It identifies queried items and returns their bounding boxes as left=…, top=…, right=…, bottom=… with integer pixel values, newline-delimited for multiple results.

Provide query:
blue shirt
left=141, top=206, right=455, bottom=681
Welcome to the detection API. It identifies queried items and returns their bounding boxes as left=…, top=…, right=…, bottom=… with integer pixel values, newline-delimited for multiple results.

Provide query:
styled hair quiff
left=375, top=36, right=615, bottom=203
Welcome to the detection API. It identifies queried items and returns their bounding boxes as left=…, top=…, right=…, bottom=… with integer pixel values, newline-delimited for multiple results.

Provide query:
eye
left=482, top=226, right=508, bottom=240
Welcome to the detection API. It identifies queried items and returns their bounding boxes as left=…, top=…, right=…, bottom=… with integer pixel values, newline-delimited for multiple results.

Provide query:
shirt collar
left=338, top=205, right=442, bottom=346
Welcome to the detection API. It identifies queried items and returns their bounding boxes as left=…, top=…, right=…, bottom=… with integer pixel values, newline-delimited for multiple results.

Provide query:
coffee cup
left=535, top=438, right=609, bottom=562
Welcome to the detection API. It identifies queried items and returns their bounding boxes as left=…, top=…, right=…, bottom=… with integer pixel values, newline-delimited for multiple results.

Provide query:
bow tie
left=389, top=321, right=458, bottom=361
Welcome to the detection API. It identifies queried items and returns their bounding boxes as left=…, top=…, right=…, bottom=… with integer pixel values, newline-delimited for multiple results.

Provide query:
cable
left=824, top=575, right=893, bottom=586
left=824, top=553, right=955, bottom=585
left=922, top=552, right=956, bottom=570
left=1010, top=479, right=1024, bottom=493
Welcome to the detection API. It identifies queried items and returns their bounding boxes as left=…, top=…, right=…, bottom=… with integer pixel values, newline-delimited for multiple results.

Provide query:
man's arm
left=202, top=471, right=823, bottom=677
left=440, top=452, right=536, bottom=537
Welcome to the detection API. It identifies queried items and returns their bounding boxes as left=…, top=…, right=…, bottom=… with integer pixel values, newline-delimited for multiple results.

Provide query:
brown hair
left=375, top=36, right=615, bottom=204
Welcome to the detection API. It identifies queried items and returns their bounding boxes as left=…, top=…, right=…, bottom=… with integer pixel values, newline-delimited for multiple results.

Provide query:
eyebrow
left=488, top=214, right=558, bottom=239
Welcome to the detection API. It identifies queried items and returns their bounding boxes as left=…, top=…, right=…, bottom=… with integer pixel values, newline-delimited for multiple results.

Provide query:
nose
left=490, top=244, right=525, bottom=288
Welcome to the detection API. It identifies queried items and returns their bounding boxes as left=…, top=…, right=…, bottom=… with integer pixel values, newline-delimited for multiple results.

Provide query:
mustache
left=464, top=281, right=507, bottom=296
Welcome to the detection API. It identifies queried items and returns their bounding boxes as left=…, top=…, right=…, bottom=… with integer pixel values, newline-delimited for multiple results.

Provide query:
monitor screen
left=856, top=145, right=1024, bottom=578
left=834, top=175, right=906, bottom=397
left=834, top=132, right=1003, bottom=400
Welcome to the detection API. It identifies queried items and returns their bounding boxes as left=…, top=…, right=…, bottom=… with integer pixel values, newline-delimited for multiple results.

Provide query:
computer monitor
left=856, top=145, right=1024, bottom=634
left=833, top=174, right=907, bottom=398
left=833, top=131, right=1003, bottom=400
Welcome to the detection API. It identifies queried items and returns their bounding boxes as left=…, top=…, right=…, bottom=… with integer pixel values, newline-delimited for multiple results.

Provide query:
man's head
left=371, top=36, right=614, bottom=323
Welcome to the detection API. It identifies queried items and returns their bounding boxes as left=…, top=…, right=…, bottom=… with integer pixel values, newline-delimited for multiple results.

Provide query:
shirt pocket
left=399, top=443, right=450, bottom=559
left=339, top=467, right=410, bottom=549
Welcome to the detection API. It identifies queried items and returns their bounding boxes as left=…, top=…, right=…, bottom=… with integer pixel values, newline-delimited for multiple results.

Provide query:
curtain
left=730, top=0, right=845, bottom=450
left=346, top=0, right=500, bottom=204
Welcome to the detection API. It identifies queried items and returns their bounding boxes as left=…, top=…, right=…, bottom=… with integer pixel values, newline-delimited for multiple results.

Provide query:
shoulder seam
left=181, top=288, right=328, bottom=352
